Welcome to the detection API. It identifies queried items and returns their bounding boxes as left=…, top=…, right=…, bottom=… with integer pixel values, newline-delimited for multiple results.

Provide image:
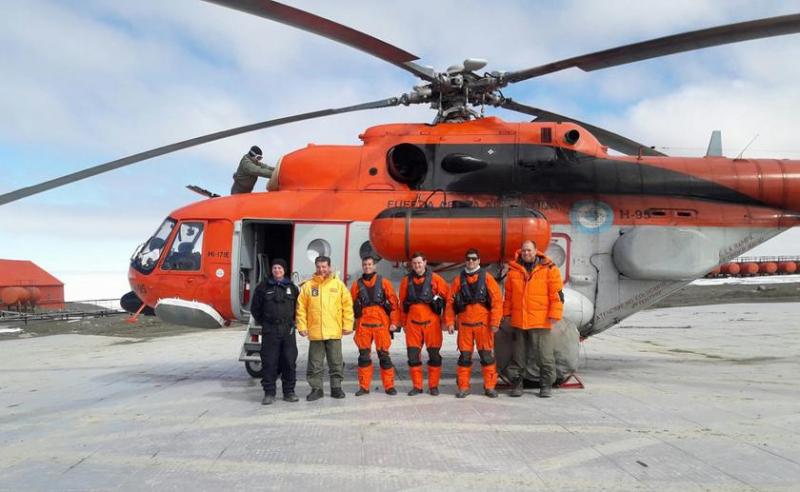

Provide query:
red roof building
left=0, top=259, right=64, bottom=309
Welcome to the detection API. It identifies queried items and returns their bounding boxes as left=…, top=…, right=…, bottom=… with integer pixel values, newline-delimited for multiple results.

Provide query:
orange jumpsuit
left=445, top=269, right=503, bottom=392
left=350, top=274, right=400, bottom=391
left=399, top=270, right=449, bottom=391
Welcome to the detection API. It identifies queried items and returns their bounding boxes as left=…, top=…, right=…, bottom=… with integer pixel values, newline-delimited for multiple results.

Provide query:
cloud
left=616, top=82, right=800, bottom=157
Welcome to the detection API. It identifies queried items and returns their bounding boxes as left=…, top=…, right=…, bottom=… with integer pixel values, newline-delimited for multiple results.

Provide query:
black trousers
left=260, top=326, right=298, bottom=396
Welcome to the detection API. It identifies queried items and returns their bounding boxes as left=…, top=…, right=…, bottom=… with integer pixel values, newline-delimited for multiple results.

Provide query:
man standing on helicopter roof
left=350, top=255, right=401, bottom=396
left=399, top=252, right=449, bottom=396
left=231, top=145, right=274, bottom=194
left=445, top=248, right=503, bottom=399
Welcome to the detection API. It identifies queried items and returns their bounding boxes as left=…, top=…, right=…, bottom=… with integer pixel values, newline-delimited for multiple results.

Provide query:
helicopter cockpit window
left=162, top=222, right=205, bottom=271
left=131, top=218, right=176, bottom=274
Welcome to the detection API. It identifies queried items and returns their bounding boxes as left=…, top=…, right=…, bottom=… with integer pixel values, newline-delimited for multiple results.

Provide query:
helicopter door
left=292, top=223, right=348, bottom=284
left=235, top=220, right=294, bottom=315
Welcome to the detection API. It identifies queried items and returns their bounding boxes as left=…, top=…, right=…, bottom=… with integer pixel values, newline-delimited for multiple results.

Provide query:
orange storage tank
left=759, top=262, right=778, bottom=275
left=741, top=262, right=759, bottom=275
left=726, top=263, right=741, bottom=276
left=2, top=286, right=28, bottom=306
left=1, top=287, right=15, bottom=305
left=708, top=266, right=721, bottom=277
left=779, top=261, right=797, bottom=274
left=27, top=286, right=41, bottom=305
left=370, top=207, right=551, bottom=263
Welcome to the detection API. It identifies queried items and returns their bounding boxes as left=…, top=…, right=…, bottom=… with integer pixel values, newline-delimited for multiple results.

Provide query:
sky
left=1, top=0, right=800, bottom=300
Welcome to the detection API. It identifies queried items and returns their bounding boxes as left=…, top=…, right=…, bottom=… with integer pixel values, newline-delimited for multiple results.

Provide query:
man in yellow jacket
left=296, top=255, right=355, bottom=401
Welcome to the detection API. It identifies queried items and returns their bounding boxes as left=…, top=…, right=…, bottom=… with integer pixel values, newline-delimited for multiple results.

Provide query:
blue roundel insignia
left=570, top=200, right=614, bottom=234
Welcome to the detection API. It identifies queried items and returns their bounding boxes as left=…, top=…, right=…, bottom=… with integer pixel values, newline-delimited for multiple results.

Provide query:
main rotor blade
left=203, top=0, right=435, bottom=81
left=501, top=99, right=666, bottom=157
left=505, top=13, right=800, bottom=83
left=0, top=97, right=400, bottom=206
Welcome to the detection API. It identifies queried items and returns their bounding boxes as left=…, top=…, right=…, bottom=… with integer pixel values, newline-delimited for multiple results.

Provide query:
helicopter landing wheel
left=245, top=351, right=263, bottom=378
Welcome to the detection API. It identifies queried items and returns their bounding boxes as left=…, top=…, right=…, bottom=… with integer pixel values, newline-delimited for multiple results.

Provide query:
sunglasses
left=255, top=155, right=263, bottom=161
left=465, top=256, right=479, bottom=261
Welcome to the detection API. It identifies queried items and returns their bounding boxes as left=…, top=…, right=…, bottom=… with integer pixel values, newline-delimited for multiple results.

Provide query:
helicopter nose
left=120, top=291, right=154, bottom=316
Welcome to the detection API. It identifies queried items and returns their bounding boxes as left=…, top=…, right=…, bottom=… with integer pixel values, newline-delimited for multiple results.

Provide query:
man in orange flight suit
left=350, top=255, right=401, bottom=396
left=503, top=239, right=564, bottom=398
left=399, top=251, right=449, bottom=396
left=445, top=248, right=503, bottom=399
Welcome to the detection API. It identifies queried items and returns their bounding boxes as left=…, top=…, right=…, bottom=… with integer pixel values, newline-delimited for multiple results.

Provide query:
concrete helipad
left=1, top=303, right=799, bottom=490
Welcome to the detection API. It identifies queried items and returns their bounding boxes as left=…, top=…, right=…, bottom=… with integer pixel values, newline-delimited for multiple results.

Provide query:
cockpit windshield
left=131, top=218, right=176, bottom=274
left=161, top=222, right=204, bottom=271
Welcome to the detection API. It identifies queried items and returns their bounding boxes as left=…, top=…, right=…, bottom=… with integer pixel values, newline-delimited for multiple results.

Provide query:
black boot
left=306, top=388, right=323, bottom=401
left=510, top=378, right=523, bottom=397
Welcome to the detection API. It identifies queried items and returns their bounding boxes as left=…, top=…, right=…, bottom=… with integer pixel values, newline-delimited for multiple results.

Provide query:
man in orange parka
left=503, top=240, right=564, bottom=398
left=399, top=252, right=449, bottom=396
left=445, top=248, right=503, bottom=399
left=350, top=256, right=401, bottom=396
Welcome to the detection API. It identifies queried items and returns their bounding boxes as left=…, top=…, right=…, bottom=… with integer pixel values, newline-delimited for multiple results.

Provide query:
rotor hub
left=399, top=59, right=506, bottom=122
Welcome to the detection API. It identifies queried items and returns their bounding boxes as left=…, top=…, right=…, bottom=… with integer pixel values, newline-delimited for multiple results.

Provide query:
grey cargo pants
left=507, top=327, right=555, bottom=388
left=307, top=339, right=344, bottom=391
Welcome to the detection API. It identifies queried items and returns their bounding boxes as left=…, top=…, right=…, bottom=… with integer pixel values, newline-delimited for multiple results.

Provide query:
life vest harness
left=453, top=269, right=491, bottom=314
left=403, top=270, right=443, bottom=315
left=354, top=274, right=392, bottom=318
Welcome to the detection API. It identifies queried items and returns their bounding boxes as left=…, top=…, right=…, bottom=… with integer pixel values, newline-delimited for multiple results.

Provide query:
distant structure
left=706, top=256, right=800, bottom=278
left=0, top=259, right=64, bottom=310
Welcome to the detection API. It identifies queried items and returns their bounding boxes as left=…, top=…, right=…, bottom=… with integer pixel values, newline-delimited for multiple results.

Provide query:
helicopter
left=2, top=1, right=800, bottom=374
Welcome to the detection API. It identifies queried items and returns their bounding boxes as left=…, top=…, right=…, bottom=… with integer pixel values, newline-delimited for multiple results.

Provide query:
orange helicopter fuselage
left=127, top=117, right=800, bottom=325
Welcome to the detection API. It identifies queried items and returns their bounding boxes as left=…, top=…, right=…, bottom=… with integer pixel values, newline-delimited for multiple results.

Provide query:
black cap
left=271, top=258, right=288, bottom=272
left=249, top=145, right=263, bottom=157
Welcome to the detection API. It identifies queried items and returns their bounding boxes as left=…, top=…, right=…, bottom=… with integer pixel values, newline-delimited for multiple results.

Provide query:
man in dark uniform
left=231, top=145, right=274, bottom=194
left=250, top=258, right=300, bottom=405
